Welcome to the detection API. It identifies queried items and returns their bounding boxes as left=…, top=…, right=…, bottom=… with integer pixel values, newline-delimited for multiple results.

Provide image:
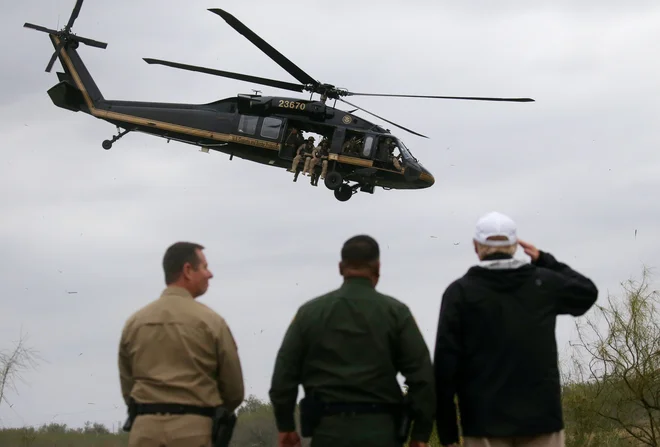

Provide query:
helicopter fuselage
left=47, top=35, right=434, bottom=192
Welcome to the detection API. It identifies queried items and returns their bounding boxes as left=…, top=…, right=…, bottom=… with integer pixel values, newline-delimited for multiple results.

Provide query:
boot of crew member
left=290, top=155, right=301, bottom=173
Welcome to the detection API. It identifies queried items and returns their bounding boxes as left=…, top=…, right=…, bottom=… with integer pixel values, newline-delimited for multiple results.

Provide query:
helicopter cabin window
left=362, top=136, right=374, bottom=158
left=260, top=117, right=283, bottom=139
left=238, top=115, right=258, bottom=135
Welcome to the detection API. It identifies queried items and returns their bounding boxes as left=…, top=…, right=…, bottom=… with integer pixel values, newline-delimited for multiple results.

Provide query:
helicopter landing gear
left=333, top=182, right=364, bottom=202
left=102, top=127, right=131, bottom=150
left=324, top=171, right=343, bottom=190
left=334, top=184, right=353, bottom=201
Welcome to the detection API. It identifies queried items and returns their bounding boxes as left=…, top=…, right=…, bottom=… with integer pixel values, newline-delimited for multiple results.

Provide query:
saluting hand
left=518, top=239, right=540, bottom=262
left=278, top=431, right=302, bottom=447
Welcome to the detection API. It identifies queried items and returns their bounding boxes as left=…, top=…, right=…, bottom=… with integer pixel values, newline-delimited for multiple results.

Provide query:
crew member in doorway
left=290, top=136, right=315, bottom=180
left=309, top=139, right=330, bottom=186
left=284, top=127, right=303, bottom=155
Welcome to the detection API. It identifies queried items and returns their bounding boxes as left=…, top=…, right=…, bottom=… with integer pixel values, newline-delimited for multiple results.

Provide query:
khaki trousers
left=463, top=430, right=564, bottom=447
left=128, top=414, right=212, bottom=447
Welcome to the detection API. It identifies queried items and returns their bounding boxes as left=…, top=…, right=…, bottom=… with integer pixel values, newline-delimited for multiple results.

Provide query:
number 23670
left=278, top=100, right=306, bottom=110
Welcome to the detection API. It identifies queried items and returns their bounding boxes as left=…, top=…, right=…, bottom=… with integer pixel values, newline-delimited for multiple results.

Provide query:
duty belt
left=136, top=403, right=215, bottom=417
left=321, top=402, right=401, bottom=416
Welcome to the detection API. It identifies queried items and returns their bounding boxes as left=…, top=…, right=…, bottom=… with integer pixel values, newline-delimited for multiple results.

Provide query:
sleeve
left=269, top=309, right=305, bottom=432
left=534, top=251, right=599, bottom=316
left=118, top=319, right=134, bottom=406
left=393, top=305, right=436, bottom=442
left=216, top=320, right=245, bottom=412
left=433, top=282, right=463, bottom=446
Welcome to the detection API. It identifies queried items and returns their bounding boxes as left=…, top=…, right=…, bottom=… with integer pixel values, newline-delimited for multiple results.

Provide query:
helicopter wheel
left=324, top=171, right=343, bottom=190
left=102, top=140, right=112, bottom=150
left=334, top=184, right=353, bottom=202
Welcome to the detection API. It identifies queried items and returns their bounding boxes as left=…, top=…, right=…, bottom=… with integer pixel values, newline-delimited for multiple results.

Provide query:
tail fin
left=24, top=0, right=107, bottom=111
left=47, top=33, right=105, bottom=104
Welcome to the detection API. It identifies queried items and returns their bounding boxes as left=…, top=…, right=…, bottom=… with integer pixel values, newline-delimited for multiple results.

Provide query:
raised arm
left=520, top=240, right=598, bottom=316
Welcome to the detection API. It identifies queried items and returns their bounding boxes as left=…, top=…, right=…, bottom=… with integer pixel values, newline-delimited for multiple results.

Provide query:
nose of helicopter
left=419, top=168, right=435, bottom=187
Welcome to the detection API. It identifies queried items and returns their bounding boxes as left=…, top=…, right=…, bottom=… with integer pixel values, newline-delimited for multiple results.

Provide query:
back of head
left=473, top=211, right=518, bottom=259
left=162, top=241, right=211, bottom=297
left=339, top=235, right=380, bottom=285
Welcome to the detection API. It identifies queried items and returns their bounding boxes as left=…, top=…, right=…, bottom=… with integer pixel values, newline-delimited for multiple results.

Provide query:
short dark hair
left=162, top=242, right=205, bottom=284
left=341, top=235, right=380, bottom=268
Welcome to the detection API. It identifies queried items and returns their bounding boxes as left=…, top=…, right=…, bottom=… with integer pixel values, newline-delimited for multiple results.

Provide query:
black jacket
left=433, top=251, right=598, bottom=445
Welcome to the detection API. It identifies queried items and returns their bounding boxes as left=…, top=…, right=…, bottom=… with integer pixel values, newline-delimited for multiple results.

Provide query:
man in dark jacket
left=433, top=212, right=598, bottom=447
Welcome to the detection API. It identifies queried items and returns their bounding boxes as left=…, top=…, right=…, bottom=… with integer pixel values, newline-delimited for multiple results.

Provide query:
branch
left=0, top=330, right=41, bottom=406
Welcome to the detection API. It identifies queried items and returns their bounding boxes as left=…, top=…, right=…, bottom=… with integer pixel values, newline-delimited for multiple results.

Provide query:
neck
left=342, top=272, right=376, bottom=287
left=167, top=282, right=196, bottom=298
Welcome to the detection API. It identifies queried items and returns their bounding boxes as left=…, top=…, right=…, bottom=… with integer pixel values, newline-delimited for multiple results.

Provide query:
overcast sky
left=1, top=0, right=659, bottom=430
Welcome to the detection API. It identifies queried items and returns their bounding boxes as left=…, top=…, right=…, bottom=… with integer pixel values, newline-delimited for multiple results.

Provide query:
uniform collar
left=160, top=285, right=194, bottom=299
left=341, top=277, right=375, bottom=288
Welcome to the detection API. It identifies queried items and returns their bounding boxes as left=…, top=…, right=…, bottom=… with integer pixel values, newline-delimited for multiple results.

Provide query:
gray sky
left=1, top=0, right=659, bottom=430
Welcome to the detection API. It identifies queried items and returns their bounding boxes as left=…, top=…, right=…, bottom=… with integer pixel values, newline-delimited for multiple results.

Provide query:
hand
left=278, top=431, right=301, bottom=447
left=518, top=239, right=540, bottom=262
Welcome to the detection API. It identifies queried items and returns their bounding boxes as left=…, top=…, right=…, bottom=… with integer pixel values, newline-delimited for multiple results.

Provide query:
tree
left=0, top=330, right=40, bottom=410
left=231, top=394, right=279, bottom=447
left=565, top=266, right=660, bottom=446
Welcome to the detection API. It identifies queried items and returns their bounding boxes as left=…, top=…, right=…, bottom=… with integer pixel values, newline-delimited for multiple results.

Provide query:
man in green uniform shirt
left=269, top=235, right=435, bottom=447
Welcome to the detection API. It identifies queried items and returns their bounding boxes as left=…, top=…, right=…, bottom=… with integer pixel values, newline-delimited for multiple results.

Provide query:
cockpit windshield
left=394, top=138, right=417, bottom=162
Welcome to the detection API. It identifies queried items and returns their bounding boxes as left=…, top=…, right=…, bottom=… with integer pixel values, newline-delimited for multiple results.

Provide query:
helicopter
left=24, top=1, right=534, bottom=202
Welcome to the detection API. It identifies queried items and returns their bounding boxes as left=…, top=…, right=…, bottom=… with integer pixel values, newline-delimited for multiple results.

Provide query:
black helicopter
left=24, top=1, right=534, bottom=202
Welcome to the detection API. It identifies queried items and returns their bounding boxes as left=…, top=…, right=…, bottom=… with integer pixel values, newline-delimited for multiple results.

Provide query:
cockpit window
left=395, top=138, right=416, bottom=162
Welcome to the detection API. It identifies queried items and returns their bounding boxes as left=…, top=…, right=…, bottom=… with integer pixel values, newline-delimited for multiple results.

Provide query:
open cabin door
left=279, top=120, right=313, bottom=161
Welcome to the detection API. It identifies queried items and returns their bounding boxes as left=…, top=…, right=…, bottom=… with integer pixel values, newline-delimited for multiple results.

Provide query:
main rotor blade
left=345, top=92, right=535, bottom=102
left=338, top=98, right=429, bottom=139
left=65, top=0, right=85, bottom=31
left=143, top=58, right=305, bottom=93
left=208, top=8, right=318, bottom=87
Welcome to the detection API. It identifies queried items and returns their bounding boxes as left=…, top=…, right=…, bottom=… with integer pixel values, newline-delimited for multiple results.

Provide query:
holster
left=211, top=406, right=237, bottom=447
left=298, top=393, right=324, bottom=438
left=395, top=395, right=413, bottom=443
left=122, top=398, right=137, bottom=432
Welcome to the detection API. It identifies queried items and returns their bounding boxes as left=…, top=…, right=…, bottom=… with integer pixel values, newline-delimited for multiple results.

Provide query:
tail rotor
left=24, top=0, right=107, bottom=72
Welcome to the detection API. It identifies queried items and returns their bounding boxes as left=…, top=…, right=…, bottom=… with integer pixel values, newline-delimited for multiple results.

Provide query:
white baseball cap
left=474, top=211, right=518, bottom=247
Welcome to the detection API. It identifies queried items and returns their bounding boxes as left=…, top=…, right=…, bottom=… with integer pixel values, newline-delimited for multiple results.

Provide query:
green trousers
left=309, top=413, right=403, bottom=447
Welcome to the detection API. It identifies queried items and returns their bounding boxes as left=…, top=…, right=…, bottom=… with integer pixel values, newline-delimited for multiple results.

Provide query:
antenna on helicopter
left=251, top=89, right=261, bottom=96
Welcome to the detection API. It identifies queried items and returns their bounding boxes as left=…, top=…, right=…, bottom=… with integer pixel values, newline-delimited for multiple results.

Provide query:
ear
left=182, top=262, right=193, bottom=280
left=473, top=240, right=478, bottom=254
left=372, top=260, right=381, bottom=277
left=338, top=261, right=344, bottom=276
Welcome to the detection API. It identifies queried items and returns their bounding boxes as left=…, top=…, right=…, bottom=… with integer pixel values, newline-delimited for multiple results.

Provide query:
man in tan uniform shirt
left=118, top=241, right=245, bottom=447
